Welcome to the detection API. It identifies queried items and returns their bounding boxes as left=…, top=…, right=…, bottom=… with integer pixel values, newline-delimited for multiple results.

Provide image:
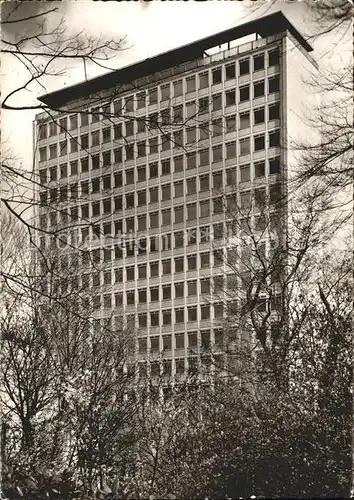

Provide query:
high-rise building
left=34, top=11, right=317, bottom=380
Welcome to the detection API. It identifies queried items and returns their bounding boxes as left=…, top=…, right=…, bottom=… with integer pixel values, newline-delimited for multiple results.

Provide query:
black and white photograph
left=1, top=1, right=353, bottom=498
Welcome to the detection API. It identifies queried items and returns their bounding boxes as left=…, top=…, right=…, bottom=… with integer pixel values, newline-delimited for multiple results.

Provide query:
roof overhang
left=38, top=11, right=313, bottom=109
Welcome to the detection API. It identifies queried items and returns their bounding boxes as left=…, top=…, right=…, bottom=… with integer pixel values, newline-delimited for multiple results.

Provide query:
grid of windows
left=37, top=40, right=285, bottom=375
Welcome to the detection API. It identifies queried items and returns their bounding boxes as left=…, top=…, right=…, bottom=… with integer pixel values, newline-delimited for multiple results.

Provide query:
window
left=150, top=262, right=159, bottom=277
left=150, top=187, right=159, bottom=203
left=70, top=161, right=78, bottom=176
left=126, top=193, right=135, bottom=209
left=162, top=209, right=171, bottom=226
left=200, top=252, right=210, bottom=268
left=212, top=67, right=222, bottom=84
left=162, top=259, right=171, bottom=275
left=213, top=171, right=223, bottom=189
left=212, top=119, right=223, bottom=138
left=80, top=134, right=89, bottom=149
left=254, top=80, right=265, bottom=98
left=269, top=48, right=280, bottom=66
left=240, top=138, right=250, bottom=156
left=149, top=137, right=159, bottom=155
left=161, top=233, right=171, bottom=251
left=199, top=174, right=209, bottom=192
left=137, top=191, right=146, bottom=207
left=188, top=307, right=197, bottom=322
left=137, top=120, right=145, bottom=134
left=212, top=94, right=222, bottom=111
left=126, top=266, right=135, bottom=281
left=239, top=85, right=249, bottom=102
left=188, top=255, right=197, bottom=271
left=174, top=181, right=184, bottom=199
left=92, top=154, right=100, bottom=170
left=197, top=123, right=209, bottom=145
left=161, top=159, right=170, bottom=176
left=39, top=148, right=47, bottom=162
left=161, top=84, right=170, bottom=101
left=49, top=144, right=57, bottom=159
left=212, top=145, right=223, bottom=163
left=149, top=87, right=158, bottom=105
left=114, top=148, right=122, bottom=163
left=269, top=103, right=280, bottom=121
left=126, top=169, right=135, bottom=185
left=254, top=134, right=265, bottom=151
left=174, top=231, right=184, bottom=248
left=186, top=177, right=196, bottom=195
left=226, top=115, right=236, bottom=133
left=186, top=101, right=196, bottom=119
left=175, top=257, right=184, bottom=273
left=138, top=264, right=147, bottom=279
left=239, top=59, right=249, bottom=75
left=103, top=198, right=111, bottom=214
left=200, top=200, right=210, bottom=218
left=174, top=207, right=184, bottom=224
left=226, top=142, right=236, bottom=159
left=227, top=168, right=237, bottom=185
left=114, top=124, right=122, bottom=140
left=102, top=151, right=110, bottom=167
left=80, top=158, right=88, bottom=174
left=150, top=336, right=159, bottom=351
left=175, top=308, right=185, bottom=323
left=174, top=80, right=183, bottom=97
left=186, top=127, right=196, bottom=144
left=150, top=287, right=159, bottom=302
left=91, top=131, right=100, bottom=147
left=174, top=282, right=184, bottom=299
left=225, top=90, right=236, bottom=107
left=239, top=112, right=250, bottom=129
left=268, top=75, right=280, bottom=94
left=187, top=204, right=197, bottom=220
left=213, top=197, right=223, bottom=214
left=49, top=122, right=57, bottom=136
left=138, top=215, right=146, bottom=231
left=269, top=157, right=281, bottom=174
left=149, top=162, right=158, bottom=178
left=161, top=184, right=171, bottom=201
left=150, top=212, right=159, bottom=228
left=163, top=285, right=171, bottom=300
left=255, top=161, right=265, bottom=178
left=201, top=278, right=210, bottom=294
left=174, top=156, right=184, bottom=173
left=254, top=107, right=265, bottom=124
left=49, top=166, right=57, bottom=182
left=269, top=130, right=280, bottom=147
left=137, top=141, right=146, bottom=158
left=188, top=332, right=198, bottom=349
left=226, top=63, right=235, bottom=80
left=126, top=144, right=134, bottom=161
left=240, top=164, right=250, bottom=183
left=137, top=92, right=145, bottom=109
left=186, top=76, right=196, bottom=93
left=102, top=127, right=111, bottom=143
left=253, top=53, right=265, bottom=71
left=137, top=166, right=145, bottom=182
left=199, top=72, right=209, bottom=89
left=201, top=305, right=210, bottom=320
left=199, top=150, right=209, bottom=168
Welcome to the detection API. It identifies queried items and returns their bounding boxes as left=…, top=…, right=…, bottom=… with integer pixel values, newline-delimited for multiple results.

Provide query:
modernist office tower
left=35, top=12, right=317, bottom=380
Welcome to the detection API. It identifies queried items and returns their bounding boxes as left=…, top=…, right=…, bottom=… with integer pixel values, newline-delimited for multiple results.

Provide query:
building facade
left=34, top=12, right=317, bottom=381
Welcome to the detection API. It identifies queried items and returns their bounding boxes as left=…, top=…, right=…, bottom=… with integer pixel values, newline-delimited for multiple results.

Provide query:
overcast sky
left=1, top=0, right=351, bottom=173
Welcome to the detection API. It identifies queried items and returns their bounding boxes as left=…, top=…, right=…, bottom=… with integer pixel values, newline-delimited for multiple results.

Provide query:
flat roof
left=38, top=11, right=313, bottom=108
